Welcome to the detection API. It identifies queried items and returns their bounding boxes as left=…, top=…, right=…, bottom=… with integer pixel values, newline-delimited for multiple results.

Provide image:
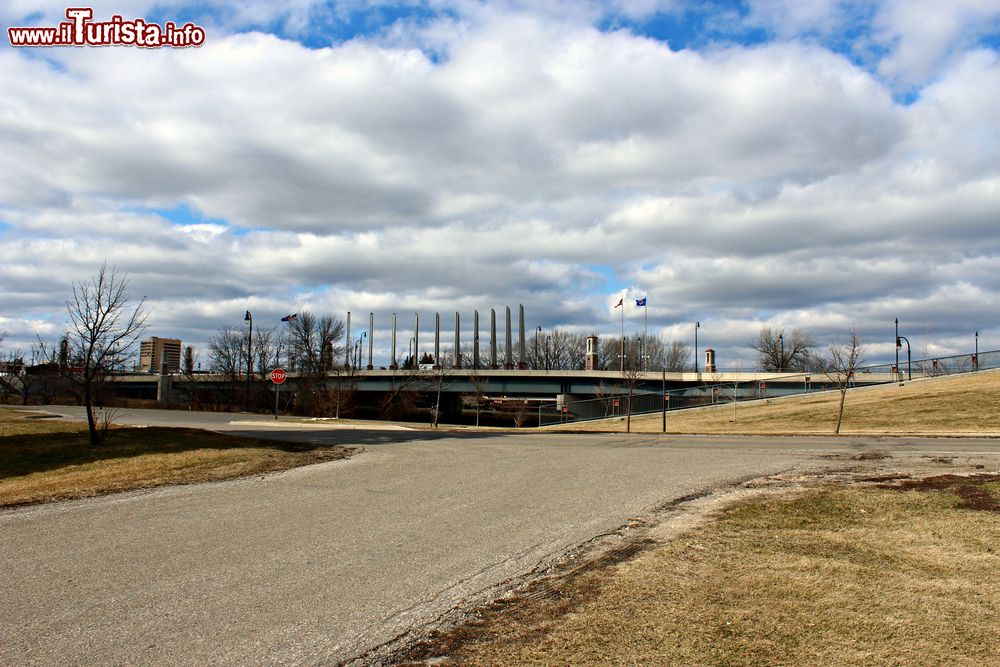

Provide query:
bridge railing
left=538, top=348, right=997, bottom=426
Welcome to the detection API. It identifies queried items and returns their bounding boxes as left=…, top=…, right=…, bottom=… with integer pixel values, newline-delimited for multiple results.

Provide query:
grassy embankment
left=412, top=475, right=1000, bottom=665
left=547, top=370, right=1000, bottom=435
left=0, top=408, right=353, bottom=507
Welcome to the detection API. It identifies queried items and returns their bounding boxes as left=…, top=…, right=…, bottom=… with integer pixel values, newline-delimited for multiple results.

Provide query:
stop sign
left=270, top=368, right=287, bottom=384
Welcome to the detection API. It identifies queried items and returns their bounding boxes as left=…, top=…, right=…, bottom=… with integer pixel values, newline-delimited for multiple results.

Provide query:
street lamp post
left=778, top=333, right=784, bottom=373
left=244, top=310, right=253, bottom=412
left=535, top=326, right=541, bottom=369
left=694, top=321, right=700, bottom=373
left=975, top=331, right=979, bottom=371
left=545, top=334, right=551, bottom=370
left=354, top=333, right=366, bottom=368
left=894, top=318, right=899, bottom=379
left=896, top=334, right=911, bottom=381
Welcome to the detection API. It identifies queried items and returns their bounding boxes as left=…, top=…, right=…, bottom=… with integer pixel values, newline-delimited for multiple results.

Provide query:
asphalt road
left=3, top=408, right=998, bottom=665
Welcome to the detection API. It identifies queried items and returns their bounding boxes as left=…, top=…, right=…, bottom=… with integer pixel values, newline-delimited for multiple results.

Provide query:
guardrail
left=539, top=348, right=997, bottom=426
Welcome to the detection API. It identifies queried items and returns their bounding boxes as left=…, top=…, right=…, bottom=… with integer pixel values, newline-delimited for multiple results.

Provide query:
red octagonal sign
left=270, top=368, right=287, bottom=384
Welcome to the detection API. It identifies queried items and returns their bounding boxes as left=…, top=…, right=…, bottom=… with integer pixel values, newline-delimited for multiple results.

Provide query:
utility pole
left=694, top=321, right=700, bottom=373
left=894, top=318, right=899, bottom=380
left=244, top=310, right=253, bottom=412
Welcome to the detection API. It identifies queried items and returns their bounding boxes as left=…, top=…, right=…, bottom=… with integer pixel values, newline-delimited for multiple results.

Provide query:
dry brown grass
left=0, top=408, right=354, bottom=507
left=548, top=370, right=1000, bottom=435
left=418, top=477, right=1000, bottom=666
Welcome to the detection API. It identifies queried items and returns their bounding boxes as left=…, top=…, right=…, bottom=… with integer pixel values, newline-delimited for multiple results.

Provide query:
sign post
left=270, top=368, right=286, bottom=420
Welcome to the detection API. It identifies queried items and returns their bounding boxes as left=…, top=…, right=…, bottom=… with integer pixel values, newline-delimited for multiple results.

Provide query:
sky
left=2, top=0, right=999, bottom=370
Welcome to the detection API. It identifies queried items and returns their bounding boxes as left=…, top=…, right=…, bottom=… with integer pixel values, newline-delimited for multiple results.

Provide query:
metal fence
left=538, top=348, right=998, bottom=426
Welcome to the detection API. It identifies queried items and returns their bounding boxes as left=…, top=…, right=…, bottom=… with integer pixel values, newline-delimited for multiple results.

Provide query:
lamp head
left=245, top=311, right=251, bottom=321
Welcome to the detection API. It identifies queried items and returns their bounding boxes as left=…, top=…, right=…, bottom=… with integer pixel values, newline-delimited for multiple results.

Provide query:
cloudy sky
left=2, top=0, right=999, bottom=369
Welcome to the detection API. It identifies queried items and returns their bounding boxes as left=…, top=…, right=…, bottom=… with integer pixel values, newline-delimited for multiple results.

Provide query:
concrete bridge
left=104, top=367, right=895, bottom=424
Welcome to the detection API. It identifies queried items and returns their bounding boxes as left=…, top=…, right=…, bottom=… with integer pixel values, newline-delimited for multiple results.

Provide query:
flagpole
left=620, top=299, right=625, bottom=373
left=643, top=302, right=648, bottom=372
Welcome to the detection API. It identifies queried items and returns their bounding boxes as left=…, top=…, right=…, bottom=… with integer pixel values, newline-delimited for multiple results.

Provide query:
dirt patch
left=880, top=473, right=1000, bottom=512
left=852, top=449, right=890, bottom=461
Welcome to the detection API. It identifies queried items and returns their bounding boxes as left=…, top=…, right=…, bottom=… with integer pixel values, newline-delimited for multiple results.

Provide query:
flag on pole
left=281, top=313, right=298, bottom=322
left=614, top=298, right=624, bottom=308
left=636, top=297, right=646, bottom=307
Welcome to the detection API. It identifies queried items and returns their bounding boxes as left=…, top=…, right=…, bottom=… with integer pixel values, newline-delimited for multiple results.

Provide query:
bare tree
left=284, top=312, right=346, bottom=416
left=378, top=365, right=431, bottom=420
left=252, top=325, right=285, bottom=376
left=0, top=346, right=24, bottom=404
left=598, top=335, right=624, bottom=370
left=593, top=380, right=623, bottom=418
left=17, top=336, right=63, bottom=405
left=467, top=370, right=490, bottom=427
left=753, top=326, right=816, bottom=372
left=623, top=358, right=642, bottom=433
left=207, top=326, right=245, bottom=409
left=662, top=340, right=691, bottom=372
left=66, top=263, right=149, bottom=446
left=826, top=328, right=865, bottom=435
left=286, top=312, right=344, bottom=375
left=712, top=360, right=745, bottom=423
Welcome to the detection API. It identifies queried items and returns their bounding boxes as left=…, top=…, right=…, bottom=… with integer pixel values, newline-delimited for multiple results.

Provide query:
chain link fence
left=539, top=348, right=996, bottom=426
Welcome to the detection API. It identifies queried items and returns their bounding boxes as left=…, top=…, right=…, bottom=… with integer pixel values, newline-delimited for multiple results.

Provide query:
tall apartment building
left=139, top=337, right=182, bottom=373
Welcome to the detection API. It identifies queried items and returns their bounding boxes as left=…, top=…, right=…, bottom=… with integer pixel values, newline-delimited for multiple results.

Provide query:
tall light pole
left=894, top=318, right=899, bottom=378
left=535, top=326, right=541, bottom=369
left=694, top=321, right=700, bottom=373
left=354, top=332, right=366, bottom=368
left=244, top=310, right=252, bottom=412
left=778, top=332, right=784, bottom=372
left=975, top=331, right=979, bottom=371
left=896, top=334, right=911, bottom=381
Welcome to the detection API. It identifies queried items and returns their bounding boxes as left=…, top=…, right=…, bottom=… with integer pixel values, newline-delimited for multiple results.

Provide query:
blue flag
left=636, top=298, right=647, bottom=307
left=281, top=313, right=298, bottom=322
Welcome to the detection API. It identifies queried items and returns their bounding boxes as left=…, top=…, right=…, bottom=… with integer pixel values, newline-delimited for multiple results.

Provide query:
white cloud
left=1, top=6, right=999, bottom=367
left=874, top=0, right=1000, bottom=87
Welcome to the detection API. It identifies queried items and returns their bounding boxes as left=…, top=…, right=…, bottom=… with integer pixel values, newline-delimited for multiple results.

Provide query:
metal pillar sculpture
left=434, top=312, right=441, bottom=368
left=473, top=311, right=480, bottom=369
left=505, top=306, right=513, bottom=369
left=390, top=312, right=397, bottom=369
left=454, top=312, right=462, bottom=368
left=518, top=304, right=527, bottom=369
left=490, top=308, right=498, bottom=369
